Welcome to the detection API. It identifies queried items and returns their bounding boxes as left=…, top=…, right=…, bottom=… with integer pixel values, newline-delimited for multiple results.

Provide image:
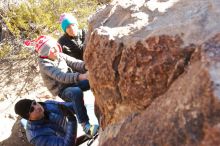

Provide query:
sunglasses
left=29, top=100, right=37, bottom=114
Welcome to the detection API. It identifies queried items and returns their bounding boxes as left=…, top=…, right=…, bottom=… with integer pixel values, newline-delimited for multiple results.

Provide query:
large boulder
left=84, top=0, right=220, bottom=145
left=98, top=34, right=220, bottom=146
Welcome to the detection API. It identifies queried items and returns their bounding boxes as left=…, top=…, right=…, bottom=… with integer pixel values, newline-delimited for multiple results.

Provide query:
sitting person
left=14, top=99, right=77, bottom=146
left=58, top=13, right=86, bottom=60
left=34, top=35, right=98, bottom=137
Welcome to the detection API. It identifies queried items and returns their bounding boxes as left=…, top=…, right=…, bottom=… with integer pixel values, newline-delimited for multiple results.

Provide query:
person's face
left=29, top=100, right=45, bottom=121
left=48, top=45, right=60, bottom=61
left=66, top=24, right=78, bottom=37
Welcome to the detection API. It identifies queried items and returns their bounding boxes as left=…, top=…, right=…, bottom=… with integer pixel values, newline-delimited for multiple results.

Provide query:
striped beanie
left=61, top=14, right=78, bottom=32
left=35, top=35, right=62, bottom=58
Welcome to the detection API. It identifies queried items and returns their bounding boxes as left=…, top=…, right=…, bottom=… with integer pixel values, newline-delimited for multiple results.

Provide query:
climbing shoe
left=83, top=123, right=99, bottom=138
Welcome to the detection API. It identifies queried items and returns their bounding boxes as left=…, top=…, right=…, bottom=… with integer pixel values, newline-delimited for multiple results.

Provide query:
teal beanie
left=61, top=16, right=78, bottom=32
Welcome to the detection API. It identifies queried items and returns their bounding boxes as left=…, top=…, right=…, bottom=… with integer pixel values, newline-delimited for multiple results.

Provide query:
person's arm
left=81, top=29, right=86, bottom=44
left=80, top=29, right=86, bottom=53
left=60, top=53, right=87, bottom=73
left=39, top=59, right=80, bottom=83
left=58, top=36, right=75, bottom=57
left=31, top=121, right=77, bottom=146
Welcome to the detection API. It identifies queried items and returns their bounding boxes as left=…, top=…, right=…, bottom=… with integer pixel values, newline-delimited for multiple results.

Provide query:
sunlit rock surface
left=84, top=0, right=220, bottom=145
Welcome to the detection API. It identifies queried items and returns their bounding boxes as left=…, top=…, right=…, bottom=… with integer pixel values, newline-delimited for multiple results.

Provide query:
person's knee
left=64, top=87, right=83, bottom=100
left=78, top=80, right=90, bottom=91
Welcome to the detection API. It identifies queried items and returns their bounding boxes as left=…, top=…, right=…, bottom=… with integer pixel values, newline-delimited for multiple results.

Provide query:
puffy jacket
left=26, top=100, right=77, bottom=146
left=38, top=53, right=87, bottom=96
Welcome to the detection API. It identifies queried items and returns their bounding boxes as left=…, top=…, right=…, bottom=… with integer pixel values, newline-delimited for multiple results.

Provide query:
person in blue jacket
left=15, top=99, right=78, bottom=146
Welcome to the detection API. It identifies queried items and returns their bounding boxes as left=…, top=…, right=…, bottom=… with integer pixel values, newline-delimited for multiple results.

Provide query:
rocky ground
left=0, top=55, right=99, bottom=146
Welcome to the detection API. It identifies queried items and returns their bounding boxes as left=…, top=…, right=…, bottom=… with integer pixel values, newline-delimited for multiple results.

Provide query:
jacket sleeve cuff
left=83, top=64, right=88, bottom=72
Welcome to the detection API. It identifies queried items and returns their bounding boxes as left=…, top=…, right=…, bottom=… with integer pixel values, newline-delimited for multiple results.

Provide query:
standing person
left=58, top=13, right=86, bottom=60
left=14, top=99, right=77, bottom=146
left=34, top=35, right=98, bottom=137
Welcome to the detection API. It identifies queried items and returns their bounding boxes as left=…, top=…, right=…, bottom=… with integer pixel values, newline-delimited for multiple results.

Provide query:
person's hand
left=78, top=72, right=88, bottom=81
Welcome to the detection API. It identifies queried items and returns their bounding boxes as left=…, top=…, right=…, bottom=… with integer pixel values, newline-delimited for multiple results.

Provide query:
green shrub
left=17, top=47, right=31, bottom=59
left=0, top=42, right=12, bottom=58
left=0, top=0, right=104, bottom=60
left=3, top=0, right=99, bottom=39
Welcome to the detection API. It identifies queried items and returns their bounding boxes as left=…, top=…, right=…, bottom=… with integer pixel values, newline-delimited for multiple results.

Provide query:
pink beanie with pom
left=35, top=35, right=62, bottom=58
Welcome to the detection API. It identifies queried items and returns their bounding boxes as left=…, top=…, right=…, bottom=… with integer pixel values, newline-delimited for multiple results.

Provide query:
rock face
left=84, top=0, right=220, bottom=145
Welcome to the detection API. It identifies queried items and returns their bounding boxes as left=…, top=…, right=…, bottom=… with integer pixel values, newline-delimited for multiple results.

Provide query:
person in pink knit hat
left=34, top=35, right=99, bottom=137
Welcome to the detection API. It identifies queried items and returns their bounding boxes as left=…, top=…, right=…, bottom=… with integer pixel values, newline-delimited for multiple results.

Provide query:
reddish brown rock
left=98, top=34, right=220, bottom=146
left=201, top=124, right=220, bottom=146
left=84, top=0, right=220, bottom=145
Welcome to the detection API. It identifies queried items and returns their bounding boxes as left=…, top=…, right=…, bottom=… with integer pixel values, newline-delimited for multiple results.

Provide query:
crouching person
left=34, top=35, right=99, bottom=137
left=14, top=99, right=77, bottom=146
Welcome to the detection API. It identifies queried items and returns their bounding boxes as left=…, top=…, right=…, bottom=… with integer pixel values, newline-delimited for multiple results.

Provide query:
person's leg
left=60, top=87, right=89, bottom=123
left=60, top=85, right=99, bottom=137
left=76, top=80, right=99, bottom=136
left=75, top=79, right=90, bottom=91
